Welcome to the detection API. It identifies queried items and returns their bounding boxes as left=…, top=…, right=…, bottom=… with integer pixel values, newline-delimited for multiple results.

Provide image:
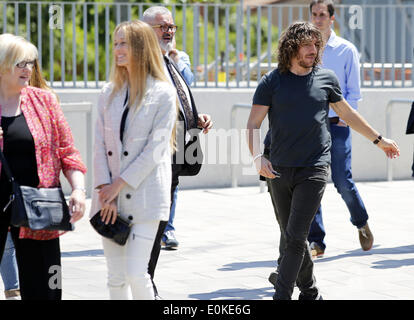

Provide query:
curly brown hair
left=277, top=21, right=323, bottom=74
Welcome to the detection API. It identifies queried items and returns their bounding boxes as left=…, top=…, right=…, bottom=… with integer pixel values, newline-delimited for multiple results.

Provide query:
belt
left=329, top=117, right=339, bottom=124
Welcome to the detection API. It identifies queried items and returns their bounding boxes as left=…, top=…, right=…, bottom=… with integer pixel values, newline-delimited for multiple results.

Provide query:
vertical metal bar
left=225, top=5, right=230, bottom=88
left=370, top=6, right=375, bottom=87
left=139, top=4, right=143, bottom=19
left=128, top=4, right=131, bottom=22
left=402, top=4, right=406, bottom=87
left=15, top=2, right=18, bottom=35
left=204, top=4, right=208, bottom=87
left=116, top=4, right=120, bottom=26
left=61, top=4, right=65, bottom=87
left=298, top=5, right=303, bottom=21
left=72, top=3, right=76, bottom=87
left=360, top=4, right=365, bottom=88
left=381, top=6, right=385, bottom=86
left=105, top=5, right=110, bottom=82
left=3, top=3, right=7, bottom=33
left=182, top=4, right=187, bottom=53
left=171, top=5, right=176, bottom=21
left=278, top=6, right=282, bottom=41
left=193, top=5, right=199, bottom=87
left=391, top=6, right=396, bottom=87
left=214, top=5, right=219, bottom=87
left=49, top=7, right=54, bottom=85
left=236, top=3, right=241, bottom=87
left=95, top=3, right=99, bottom=88
left=288, top=5, right=292, bottom=25
left=26, top=3, right=30, bottom=41
left=37, top=3, right=42, bottom=68
left=340, top=5, right=345, bottom=38
left=247, top=6, right=251, bottom=88
left=412, top=7, right=414, bottom=87
left=84, top=3, right=88, bottom=88
left=267, top=5, right=272, bottom=72
left=240, top=3, right=245, bottom=87
left=257, top=6, right=261, bottom=82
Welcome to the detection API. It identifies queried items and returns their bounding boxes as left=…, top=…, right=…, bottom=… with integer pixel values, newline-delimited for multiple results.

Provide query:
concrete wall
left=55, top=87, right=413, bottom=193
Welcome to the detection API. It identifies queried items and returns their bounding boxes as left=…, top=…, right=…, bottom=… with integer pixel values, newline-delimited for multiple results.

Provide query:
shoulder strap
left=0, top=149, right=15, bottom=182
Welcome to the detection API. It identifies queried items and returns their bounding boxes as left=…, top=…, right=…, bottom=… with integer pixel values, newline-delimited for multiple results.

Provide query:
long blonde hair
left=109, top=20, right=176, bottom=149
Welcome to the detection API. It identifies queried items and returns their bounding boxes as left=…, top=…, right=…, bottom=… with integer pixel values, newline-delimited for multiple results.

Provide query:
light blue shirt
left=175, top=50, right=194, bottom=86
left=322, top=30, right=361, bottom=117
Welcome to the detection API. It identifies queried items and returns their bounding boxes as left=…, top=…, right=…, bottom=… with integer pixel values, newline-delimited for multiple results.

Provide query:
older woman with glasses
left=0, top=33, right=87, bottom=300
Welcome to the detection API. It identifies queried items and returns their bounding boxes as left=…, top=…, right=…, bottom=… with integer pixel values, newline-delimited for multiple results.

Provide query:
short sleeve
left=253, top=73, right=273, bottom=107
left=327, top=71, right=343, bottom=103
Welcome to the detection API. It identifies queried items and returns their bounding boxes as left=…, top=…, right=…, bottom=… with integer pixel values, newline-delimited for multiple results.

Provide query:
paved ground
left=1, top=180, right=413, bottom=300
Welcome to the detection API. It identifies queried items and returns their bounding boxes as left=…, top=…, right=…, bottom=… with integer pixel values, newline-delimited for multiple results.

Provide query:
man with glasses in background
left=142, top=6, right=212, bottom=299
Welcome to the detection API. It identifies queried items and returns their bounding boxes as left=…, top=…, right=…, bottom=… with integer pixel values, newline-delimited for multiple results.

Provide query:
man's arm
left=246, top=104, right=277, bottom=178
left=330, top=99, right=400, bottom=158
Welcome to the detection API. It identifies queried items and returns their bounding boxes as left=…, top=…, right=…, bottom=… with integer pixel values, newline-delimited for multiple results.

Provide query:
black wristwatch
left=373, top=135, right=382, bottom=145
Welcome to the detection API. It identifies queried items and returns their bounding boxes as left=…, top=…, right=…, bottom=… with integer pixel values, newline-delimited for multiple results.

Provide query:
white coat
left=90, top=76, right=177, bottom=223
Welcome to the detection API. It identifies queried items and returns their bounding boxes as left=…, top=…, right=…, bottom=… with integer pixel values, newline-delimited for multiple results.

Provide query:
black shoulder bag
left=0, top=149, right=73, bottom=231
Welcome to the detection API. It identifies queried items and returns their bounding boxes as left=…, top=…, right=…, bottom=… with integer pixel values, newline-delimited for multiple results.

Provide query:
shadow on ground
left=314, top=244, right=414, bottom=269
left=62, top=249, right=104, bottom=257
left=188, top=287, right=274, bottom=300
left=218, top=260, right=276, bottom=271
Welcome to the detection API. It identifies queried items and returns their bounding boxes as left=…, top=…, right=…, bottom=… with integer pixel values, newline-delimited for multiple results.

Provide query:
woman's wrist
left=72, top=186, right=86, bottom=193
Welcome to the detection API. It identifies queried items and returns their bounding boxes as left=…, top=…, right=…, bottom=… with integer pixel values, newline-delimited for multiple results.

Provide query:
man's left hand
left=198, top=114, right=213, bottom=134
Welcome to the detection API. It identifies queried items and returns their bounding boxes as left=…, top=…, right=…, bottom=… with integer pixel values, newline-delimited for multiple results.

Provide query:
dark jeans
left=263, top=152, right=284, bottom=268
left=308, top=125, right=368, bottom=250
left=268, top=166, right=329, bottom=300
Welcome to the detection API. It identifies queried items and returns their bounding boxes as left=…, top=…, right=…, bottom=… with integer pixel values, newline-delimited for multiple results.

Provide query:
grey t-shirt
left=253, top=67, right=343, bottom=167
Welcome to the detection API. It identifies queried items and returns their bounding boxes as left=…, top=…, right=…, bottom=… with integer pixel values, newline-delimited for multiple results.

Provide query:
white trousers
left=102, top=220, right=160, bottom=300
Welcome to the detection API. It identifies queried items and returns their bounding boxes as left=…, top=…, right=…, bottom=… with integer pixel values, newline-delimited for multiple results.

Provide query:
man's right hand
left=377, top=137, right=400, bottom=159
left=255, top=156, right=278, bottom=179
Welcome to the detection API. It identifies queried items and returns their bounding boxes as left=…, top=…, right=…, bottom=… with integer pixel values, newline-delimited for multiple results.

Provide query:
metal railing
left=385, top=98, right=413, bottom=182
left=1, top=2, right=413, bottom=89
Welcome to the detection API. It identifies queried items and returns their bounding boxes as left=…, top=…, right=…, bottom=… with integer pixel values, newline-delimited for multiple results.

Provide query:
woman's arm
left=64, top=169, right=86, bottom=223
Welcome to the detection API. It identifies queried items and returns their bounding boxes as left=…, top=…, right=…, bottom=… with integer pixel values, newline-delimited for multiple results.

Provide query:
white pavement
left=1, top=180, right=413, bottom=300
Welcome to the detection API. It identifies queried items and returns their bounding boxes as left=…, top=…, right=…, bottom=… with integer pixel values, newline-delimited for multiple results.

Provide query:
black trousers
left=148, top=169, right=180, bottom=295
left=268, top=166, right=328, bottom=300
left=0, top=210, right=61, bottom=300
left=10, top=226, right=62, bottom=300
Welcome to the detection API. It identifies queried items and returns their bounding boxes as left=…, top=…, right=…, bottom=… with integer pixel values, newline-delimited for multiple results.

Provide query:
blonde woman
left=90, top=20, right=177, bottom=300
left=0, top=34, right=86, bottom=300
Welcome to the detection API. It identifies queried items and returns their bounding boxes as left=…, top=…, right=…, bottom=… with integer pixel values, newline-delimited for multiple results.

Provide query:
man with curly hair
left=246, top=21, right=400, bottom=300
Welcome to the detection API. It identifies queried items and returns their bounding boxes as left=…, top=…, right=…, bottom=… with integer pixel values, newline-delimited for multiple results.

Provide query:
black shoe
left=298, top=292, right=323, bottom=300
left=268, top=270, right=278, bottom=287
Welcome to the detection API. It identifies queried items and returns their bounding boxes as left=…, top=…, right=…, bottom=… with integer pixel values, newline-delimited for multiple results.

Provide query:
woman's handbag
left=0, top=149, right=73, bottom=231
left=90, top=211, right=131, bottom=246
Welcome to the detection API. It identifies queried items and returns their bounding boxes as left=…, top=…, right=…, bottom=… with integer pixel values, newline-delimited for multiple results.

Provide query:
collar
left=326, top=29, right=339, bottom=48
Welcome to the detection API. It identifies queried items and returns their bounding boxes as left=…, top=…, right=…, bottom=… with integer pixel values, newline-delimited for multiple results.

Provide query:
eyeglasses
left=152, top=24, right=178, bottom=33
left=16, top=60, right=35, bottom=69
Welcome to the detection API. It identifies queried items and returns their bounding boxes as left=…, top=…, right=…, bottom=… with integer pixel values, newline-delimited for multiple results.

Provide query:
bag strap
left=0, top=148, right=16, bottom=183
